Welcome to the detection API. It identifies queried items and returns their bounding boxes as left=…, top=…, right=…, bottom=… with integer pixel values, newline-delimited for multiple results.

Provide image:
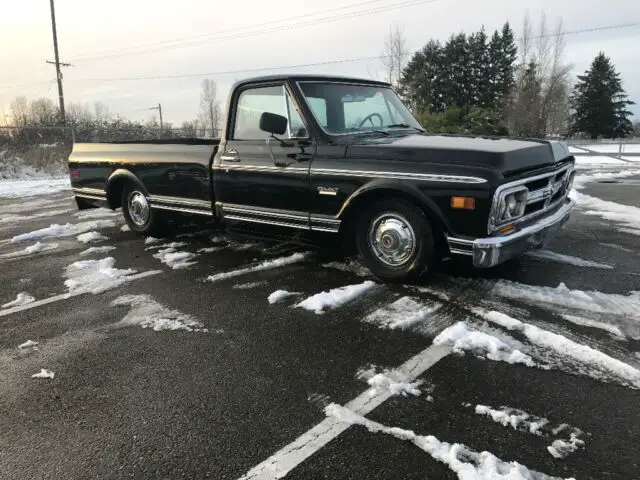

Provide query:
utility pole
left=48, top=0, right=68, bottom=124
left=147, top=104, right=164, bottom=137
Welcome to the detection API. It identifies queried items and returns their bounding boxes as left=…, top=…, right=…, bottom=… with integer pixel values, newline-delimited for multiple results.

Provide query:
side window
left=233, top=85, right=308, bottom=140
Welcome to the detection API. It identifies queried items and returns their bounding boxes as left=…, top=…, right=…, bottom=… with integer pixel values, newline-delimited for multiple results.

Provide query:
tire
left=355, top=198, right=436, bottom=282
left=121, top=184, right=163, bottom=235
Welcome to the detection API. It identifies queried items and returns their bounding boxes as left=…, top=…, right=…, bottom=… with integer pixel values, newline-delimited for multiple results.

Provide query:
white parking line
left=0, top=271, right=162, bottom=317
left=239, top=343, right=451, bottom=480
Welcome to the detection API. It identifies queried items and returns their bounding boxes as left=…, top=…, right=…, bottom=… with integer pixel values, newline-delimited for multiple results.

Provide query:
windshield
left=297, top=82, right=423, bottom=135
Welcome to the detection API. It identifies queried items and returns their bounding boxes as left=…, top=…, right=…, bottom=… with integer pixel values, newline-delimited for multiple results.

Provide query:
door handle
left=221, top=149, right=240, bottom=162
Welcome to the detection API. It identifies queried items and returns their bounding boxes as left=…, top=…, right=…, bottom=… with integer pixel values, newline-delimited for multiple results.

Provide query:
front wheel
left=355, top=199, right=436, bottom=282
left=121, top=184, right=163, bottom=235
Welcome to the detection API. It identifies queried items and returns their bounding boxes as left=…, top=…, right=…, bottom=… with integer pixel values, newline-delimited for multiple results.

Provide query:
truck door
left=215, top=83, right=315, bottom=230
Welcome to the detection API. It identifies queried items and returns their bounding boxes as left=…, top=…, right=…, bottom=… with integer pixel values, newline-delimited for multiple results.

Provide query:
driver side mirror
left=259, top=112, right=288, bottom=136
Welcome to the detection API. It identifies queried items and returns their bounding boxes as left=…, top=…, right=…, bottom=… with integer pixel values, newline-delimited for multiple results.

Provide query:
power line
left=3, top=20, right=639, bottom=89
left=69, top=0, right=388, bottom=62
left=69, top=0, right=439, bottom=63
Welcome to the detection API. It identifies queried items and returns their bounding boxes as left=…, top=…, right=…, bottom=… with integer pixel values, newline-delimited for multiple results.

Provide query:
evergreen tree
left=468, top=27, right=489, bottom=107
left=399, top=40, right=443, bottom=112
left=569, top=52, right=635, bottom=139
left=495, top=23, right=517, bottom=105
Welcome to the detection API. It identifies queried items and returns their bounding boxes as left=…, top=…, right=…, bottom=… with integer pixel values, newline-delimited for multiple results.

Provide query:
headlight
left=491, top=187, right=528, bottom=231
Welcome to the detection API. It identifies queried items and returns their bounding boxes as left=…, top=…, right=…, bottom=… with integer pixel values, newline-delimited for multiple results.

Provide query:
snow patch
left=561, top=314, right=625, bottom=338
left=152, top=247, right=197, bottom=269
left=80, top=246, right=116, bottom=256
left=295, top=281, right=377, bottom=314
left=365, top=296, right=441, bottom=329
left=0, top=208, right=71, bottom=224
left=478, top=309, right=640, bottom=389
left=207, top=252, right=309, bottom=282
left=31, top=369, right=55, bottom=379
left=526, top=250, right=613, bottom=269
left=268, top=290, right=300, bottom=304
left=112, top=294, right=207, bottom=332
left=18, top=340, right=39, bottom=349
left=198, top=246, right=224, bottom=253
left=433, top=322, right=536, bottom=367
left=0, top=241, right=59, bottom=259
left=77, top=231, right=108, bottom=244
left=547, top=434, right=585, bottom=459
left=326, top=404, right=573, bottom=480
left=573, top=190, right=640, bottom=236
left=64, top=257, right=137, bottom=294
left=2, top=292, right=36, bottom=309
left=144, top=236, right=162, bottom=244
left=146, top=241, right=187, bottom=251
left=322, top=260, right=372, bottom=277
left=367, top=373, right=422, bottom=397
left=11, top=220, right=116, bottom=243
left=120, top=225, right=130, bottom=232
left=74, top=208, right=119, bottom=219
left=232, top=281, right=268, bottom=290
left=0, top=178, right=69, bottom=198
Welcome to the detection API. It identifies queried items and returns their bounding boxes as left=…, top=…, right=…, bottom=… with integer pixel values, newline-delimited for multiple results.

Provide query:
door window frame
left=229, top=82, right=311, bottom=141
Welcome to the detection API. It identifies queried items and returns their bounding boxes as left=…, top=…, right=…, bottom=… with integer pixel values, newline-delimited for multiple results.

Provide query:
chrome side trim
left=223, top=214, right=309, bottom=230
left=74, top=193, right=107, bottom=201
left=449, top=248, right=473, bottom=256
left=150, top=204, right=214, bottom=216
left=148, top=195, right=211, bottom=209
left=311, top=225, right=340, bottom=233
left=310, top=216, right=341, bottom=226
left=223, top=204, right=308, bottom=221
left=73, top=187, right=106, bottom=197
left=311, top=168, right=487, bottom=184
left=213, top=165, right=308, bottom=174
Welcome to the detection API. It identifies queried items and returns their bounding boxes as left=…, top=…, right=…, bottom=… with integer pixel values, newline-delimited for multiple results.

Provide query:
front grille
left=489, top=164, right=574, bottom=233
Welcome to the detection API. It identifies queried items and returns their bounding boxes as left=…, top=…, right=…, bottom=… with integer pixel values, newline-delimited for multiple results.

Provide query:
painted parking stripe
left=239, top=343, right=451, bottom=480
left=0, top=270, right=161, bottom=317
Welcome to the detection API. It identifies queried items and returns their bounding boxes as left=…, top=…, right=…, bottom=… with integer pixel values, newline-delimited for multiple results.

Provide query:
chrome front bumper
left=447, top=198, right=575, bottom=268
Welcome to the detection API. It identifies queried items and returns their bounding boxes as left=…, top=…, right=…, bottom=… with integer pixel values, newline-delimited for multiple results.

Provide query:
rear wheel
left=356, top=198, right=436, bottom=282
left=121, top=184, right=163, bottom=235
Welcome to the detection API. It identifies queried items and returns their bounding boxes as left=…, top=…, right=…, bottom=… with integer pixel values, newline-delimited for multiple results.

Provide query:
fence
left=565, top=137, right=640, bottom=157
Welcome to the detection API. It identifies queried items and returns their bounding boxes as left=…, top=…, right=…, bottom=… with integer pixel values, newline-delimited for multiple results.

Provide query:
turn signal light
left=451, top=196, right=476, bottom=210
left=498, top=224, right=515, bottom=235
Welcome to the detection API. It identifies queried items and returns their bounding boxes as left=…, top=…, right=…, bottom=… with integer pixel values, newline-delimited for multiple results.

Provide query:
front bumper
left=447, top=198, right=575, bottom=268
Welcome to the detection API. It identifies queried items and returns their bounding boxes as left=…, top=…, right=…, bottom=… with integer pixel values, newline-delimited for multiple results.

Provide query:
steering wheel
left=358, top=113, right=384, bottom=128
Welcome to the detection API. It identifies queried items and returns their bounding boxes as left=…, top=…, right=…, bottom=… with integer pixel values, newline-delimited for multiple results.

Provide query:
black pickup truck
left=69, top=74, right=575, bottom=282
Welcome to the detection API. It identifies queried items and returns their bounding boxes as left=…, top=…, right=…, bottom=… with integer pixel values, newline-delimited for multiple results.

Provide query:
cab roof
left=231, top=74, right=391, bottom=90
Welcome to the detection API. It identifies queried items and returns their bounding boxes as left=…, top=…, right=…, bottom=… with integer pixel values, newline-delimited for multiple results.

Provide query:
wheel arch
left=337, top=181, right=452, bottom=251
left=106, top=169, right=149, bottom=210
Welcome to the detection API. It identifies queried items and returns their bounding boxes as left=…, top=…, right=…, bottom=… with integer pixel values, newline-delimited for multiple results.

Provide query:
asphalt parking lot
left=0, top=170, right=639, bottom=480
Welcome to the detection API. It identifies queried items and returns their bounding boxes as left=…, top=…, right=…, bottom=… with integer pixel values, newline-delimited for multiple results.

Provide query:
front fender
left=337, top=179, right=454, bottom=233
left=105, top=169, right=149, bottom=209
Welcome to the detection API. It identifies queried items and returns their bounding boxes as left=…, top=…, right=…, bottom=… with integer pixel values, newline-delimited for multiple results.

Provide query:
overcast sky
left=1, top=0, right=638, bottom=126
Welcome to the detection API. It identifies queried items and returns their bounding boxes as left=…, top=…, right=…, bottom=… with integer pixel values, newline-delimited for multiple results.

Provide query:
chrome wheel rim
left=368, top=213, right=417, bottom=267
left=128, top=191, right=149, bottom=227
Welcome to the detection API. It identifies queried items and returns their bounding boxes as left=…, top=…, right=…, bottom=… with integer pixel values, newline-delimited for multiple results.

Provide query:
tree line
left=387, top=13, right=636, bottom=139
left=2, top=79, right=223, bottom=145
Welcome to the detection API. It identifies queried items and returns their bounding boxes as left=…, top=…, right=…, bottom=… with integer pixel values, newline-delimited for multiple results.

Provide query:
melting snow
left=144, top=236, right=162, bottom=244
left=112, top=294, right=207, bottom=332
left=152, top=247, right=197, bottom=269
left=526, top=250, right=613, bottom=269
left=0, top=178, right=70, bottom=198
left=77, top=231, right=108, bottom=243
left=10, top=220, right=116, bottom=243
left=561, top=314, right=625, bottom=339
left=74, top=208, right=119, bottom=219
left=295, top=281, right=377, bottom=314
left=365, top=296, right=441, bottom=329
left=573, top=190, right=640, bottom=236
left=18, top=340, right=39, bottom=349
left=267, top=290, right=300, bottom=304
left=433, top=322, right=536, bottom=367
left=322, top=260, right=372, bottom=277
left=207, top=252, right=309, bottom=282
left=145, top=241, right=187, bottom=251
left=31, top=369, right=55, bottom=379
left=2, top=292, right=36, bottom=309
left=64, top=257, right=137, bottom=294
left=0, top=241, right=59, bottom=258
left=232, top=281, right=268, bottom=290
left=548, top=434, right=585, bottom=459
left=326, top=404, right=573, bottom=480
left=478, top=310, right=640, bottom=389
left=0, top=208, right=71, bottom=224
left=120, top=225, right=130, bottom=232
left=80, top=246, right=116, bottom=256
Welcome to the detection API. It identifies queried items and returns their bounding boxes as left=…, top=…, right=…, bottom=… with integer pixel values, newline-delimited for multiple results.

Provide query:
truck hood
left=345, top=133, right=572, bottom=177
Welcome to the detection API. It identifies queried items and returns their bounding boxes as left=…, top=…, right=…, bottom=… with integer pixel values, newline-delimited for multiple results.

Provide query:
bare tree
left=507, top=12, right=572, bottom=136
left=10, top=96, right=29, bottom=126
left=380, top=24, right=408, bottom=90
left=199, top=79, right=222, bottom=137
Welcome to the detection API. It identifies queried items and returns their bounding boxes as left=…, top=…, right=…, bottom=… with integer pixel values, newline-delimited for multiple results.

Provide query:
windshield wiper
left=387, top=123, right=425, bottom=132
